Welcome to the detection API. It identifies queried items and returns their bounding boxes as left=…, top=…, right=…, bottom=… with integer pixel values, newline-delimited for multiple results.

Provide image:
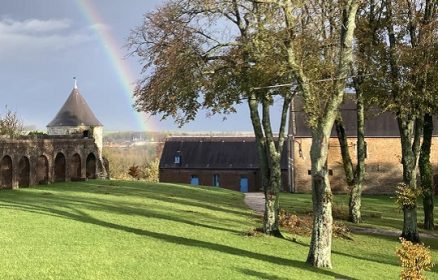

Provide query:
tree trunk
left=420, top=113, right=434, bottom=230
left=261, top=94, right=289, bottom=237
left=307, top=130, right=333, bottom=268
left=247, top=89, right=291, bottom=237
left=349, top=184, right=362, bottom=223
left=350, top=84, right=366, bottom=223
left=398, top=116, right=421, bottom=243
left=282, top=0, right=360, bottom=268
left=262, top=134, right=281, bottom=237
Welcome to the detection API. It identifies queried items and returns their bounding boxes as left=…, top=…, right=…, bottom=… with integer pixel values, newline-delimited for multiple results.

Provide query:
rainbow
left=76, top=0, right=153, bottom=132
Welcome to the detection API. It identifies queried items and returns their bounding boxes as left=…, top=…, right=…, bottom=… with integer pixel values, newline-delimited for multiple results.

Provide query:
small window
left=83, top=130, right=90, bottom=138
left=213, top=174, right=220, bottom=187
left=174, top=155, right=181, bottom=164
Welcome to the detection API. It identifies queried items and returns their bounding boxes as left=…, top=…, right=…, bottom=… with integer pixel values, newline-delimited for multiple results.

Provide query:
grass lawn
left=0, top=181, right=437, bottom=279
left=280, top=193, right=438, bottom=233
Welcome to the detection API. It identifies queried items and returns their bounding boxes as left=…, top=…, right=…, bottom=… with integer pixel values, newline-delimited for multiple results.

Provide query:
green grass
left=280, top=193, right=438, bottom=233
left=0, top=181, right=437, bottom=279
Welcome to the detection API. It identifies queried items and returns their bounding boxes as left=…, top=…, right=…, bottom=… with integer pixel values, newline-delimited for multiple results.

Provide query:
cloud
left=0, top=18, right=71, bottom=33
left=0, top=18, right=94, bottom=60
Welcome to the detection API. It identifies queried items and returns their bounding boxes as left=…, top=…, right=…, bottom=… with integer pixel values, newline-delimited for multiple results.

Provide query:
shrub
left=395, top=183, right=422, bottom=209
left=141, top=158, right=160, bottom=183
left=128, top=165, right=141, bottom=180
left=396, top=238, right=433, bottom=280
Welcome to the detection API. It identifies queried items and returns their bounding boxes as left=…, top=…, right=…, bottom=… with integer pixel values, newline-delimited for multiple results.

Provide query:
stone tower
left=47, top=80, right=103, bottom=152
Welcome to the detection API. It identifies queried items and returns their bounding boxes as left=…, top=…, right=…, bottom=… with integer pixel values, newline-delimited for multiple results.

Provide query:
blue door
left=191, top=176, right=199, bottom=186
left=240, top=176, right=249, bottom=193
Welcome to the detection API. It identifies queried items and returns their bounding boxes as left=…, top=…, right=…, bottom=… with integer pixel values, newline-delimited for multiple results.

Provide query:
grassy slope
left=280, top=193, right=438, bottom=232
left=0, top=181, right=436, bottom=279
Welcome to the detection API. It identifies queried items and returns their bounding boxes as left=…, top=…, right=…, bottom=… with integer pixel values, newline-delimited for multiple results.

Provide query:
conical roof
left=47, top=87, right=102, bottom=127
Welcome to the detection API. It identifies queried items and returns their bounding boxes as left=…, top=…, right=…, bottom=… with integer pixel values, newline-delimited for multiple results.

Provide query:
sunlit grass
left=0, top=181, right=437, bottom=279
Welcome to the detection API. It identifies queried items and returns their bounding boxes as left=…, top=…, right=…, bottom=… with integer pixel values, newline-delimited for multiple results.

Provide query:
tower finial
left=73, top=77, right=77, bottom=89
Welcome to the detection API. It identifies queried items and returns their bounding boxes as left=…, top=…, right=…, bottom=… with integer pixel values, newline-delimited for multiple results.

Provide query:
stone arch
left=36, top=155, right=49, bottom=184
left=18, top=156, right=30, bottom=187
left=70, top=153, right=82, bottom=180
left=86, top=153, right=96, bottom=179
left=54, top=152, right=66, bottom=182
left=1, top=155, right=13, bottom=188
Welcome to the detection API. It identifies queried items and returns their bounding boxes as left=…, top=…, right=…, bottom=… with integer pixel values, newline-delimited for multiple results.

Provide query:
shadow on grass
left=0, top=188, right=354, bottom=280
left=52, top=181, right=250, bottom=217
left=238, top=268, right=293, bottom=280
left=0, top=194, right=245, bottom=235
left=337, top=233, right=438, bottom=274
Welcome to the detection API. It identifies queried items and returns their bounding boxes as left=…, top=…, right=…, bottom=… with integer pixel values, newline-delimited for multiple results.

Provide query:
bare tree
left=0, top=107, right=23, bottom=139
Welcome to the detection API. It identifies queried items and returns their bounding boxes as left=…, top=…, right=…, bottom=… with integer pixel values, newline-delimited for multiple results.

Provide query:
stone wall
left=0, top=136, right=104, bottom=189
left=292, top=137, right=438, bottom=194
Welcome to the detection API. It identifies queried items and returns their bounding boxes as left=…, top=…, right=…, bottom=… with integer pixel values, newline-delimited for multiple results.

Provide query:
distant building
left=0, top=80, right=106, bottom=189
left=288, top=98, right=438, bottom=194
left=159, top=137, right=288, bottom=192
left=159, top=98, right=438, bottom=194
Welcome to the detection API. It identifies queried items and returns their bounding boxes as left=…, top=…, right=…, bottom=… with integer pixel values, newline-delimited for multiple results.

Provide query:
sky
left=0, top=0, right=282, bottom=133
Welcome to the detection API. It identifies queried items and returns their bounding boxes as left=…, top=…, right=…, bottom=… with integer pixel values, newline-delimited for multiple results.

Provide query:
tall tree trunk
left=247, top=89, right=291, bottom=237
left=262, top=95, right=282, bottom=237
left=247, top=91, right=271, bottom=232
left=260, top=94, right=290, bottom=237
left=282, top=0, right=359, bottom=268
left=351, top=83, right=366, bottom=223
left=398, top=116, right=422, bottom=243
left=420, top=114, right=434, bottom=230
left=307, top=129, right=333, bottom=268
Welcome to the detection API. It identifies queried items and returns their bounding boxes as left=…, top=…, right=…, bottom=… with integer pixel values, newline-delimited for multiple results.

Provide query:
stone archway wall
left=18, top=156, right=30, bottom=187
left=0, top=136, right=105, bottom=189
left=70, top=153, right=82, bottom=180
left=86, top=153, right=97, bottom=179
left=54, top=153, right=66, bottom=182
left=1, top=155, right=13, bottom=188
left=36, top=155, right=49, bottom=185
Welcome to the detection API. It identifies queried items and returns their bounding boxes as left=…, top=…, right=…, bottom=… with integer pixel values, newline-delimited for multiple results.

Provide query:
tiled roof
left=47, top=88, right=102, bottom=127
left=160, top=137, right=288, bottom=169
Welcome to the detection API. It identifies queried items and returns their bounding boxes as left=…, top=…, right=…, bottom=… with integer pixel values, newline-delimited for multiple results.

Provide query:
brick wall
left=160, top=169, right=290, bottom=192
left=292, top=137, right=438, bottom=194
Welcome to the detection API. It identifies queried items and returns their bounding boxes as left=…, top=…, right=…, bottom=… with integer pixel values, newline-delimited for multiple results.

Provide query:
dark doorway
left=1, top=155, right=13, bottom=188
left=70, top=153, right=81, bottom=180
left=18, top=156, right=30, bottom=187
left=36, top=155, right=49, bottom=184
left=54, top=153, right=66, bottom=182
left=86, top=153, right=96, bottom=179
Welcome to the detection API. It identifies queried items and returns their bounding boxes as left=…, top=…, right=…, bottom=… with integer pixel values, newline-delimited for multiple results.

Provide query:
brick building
left=159, top=98, right=438, bottom=194
left=289, top=98, right=438, bottom=194
left=159, top=137, right=288, bottom=192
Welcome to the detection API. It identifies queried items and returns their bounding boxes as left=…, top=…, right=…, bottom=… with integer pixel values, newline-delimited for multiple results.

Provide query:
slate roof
left=293, top=97, right=438, bottom=137
left=47, top=88, right=102, bottom=127
left=160, top=137, right=288, bottom=170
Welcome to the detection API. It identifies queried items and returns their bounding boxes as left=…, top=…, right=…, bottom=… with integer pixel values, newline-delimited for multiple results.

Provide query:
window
left=174, top=155, right=181, bottom=164
left=213, top=174, right=220, bottom=187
